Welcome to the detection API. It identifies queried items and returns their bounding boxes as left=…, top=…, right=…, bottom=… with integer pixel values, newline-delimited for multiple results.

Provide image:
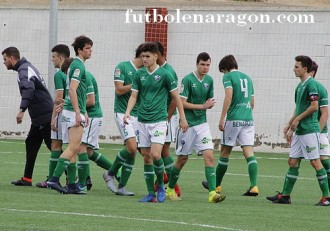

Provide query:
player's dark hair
left=155, top=42, right=165, bottom=56
left=51, top=44, right=70, bottom=58
left=295, top=55, right=312, bottom=73
left=72, top=35, right=93, bottom=56
left=61, top=57, right=74, bottom=74
left=218, top=55, right=238, bottom=72
left=141, top=42, right=159, bottom=54
left=135, top=43, right=144, bottom=58
left=196, top=52, right=211, bottom=64
left=310, top=61, right=318, bottom=77
left=2, top=46, right=20, bottom=60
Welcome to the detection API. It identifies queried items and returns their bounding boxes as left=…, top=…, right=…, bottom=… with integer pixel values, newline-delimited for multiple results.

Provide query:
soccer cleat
left=157, top=186, right=166, bottom=203
left=139, top=194, right=157, bottom=203
left=36, top=181, right=48, bottom=188
left=209, top=190, right=226, bottom=203
left=103, top=171, right=117, bottom=193
left=11, top=178, right=32, bottom=186
left=163, top=172, right=169, bottom=184
left=201, top=180, right=209, bottom=190
left=174, top=184, right=181, bottom=197
left=116, top=187, right=134, bottom=196
left=272, top=194, right=291, bottom=204
left=67, top=183, right=87, bottom=195
left=315, top=197, right=330, bottom=206
left=266, top=191, right=282, bottom=202
left=166, top=188, right=182, bottom=201
left=216, top=186, right=222, bottom=194
left=242, top=186, right=259, bottom=197
left=47, top=179, right=68, bottom=194
left=86, top=176, right=92, bottom=191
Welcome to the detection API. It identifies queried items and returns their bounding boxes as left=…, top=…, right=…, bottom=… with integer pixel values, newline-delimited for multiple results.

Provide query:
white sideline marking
left=0, top=208, right=250, bottom=231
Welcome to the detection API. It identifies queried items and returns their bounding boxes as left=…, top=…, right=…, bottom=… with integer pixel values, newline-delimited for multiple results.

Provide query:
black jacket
left=13, top=57, right=53, bottom=126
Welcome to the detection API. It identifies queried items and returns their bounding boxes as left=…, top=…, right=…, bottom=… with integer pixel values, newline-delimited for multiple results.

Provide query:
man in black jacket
left=2, top=47, right=53, bottom=186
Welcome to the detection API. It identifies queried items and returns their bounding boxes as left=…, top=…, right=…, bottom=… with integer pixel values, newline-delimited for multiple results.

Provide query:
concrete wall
left=0, top=7, right=329, bottom=153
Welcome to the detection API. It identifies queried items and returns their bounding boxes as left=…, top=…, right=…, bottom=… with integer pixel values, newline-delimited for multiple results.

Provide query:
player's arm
left=290, top=100, right=318, bottom=131
left=86, top=92, right=95, bottom=108
left=218, top=87, right=232, bottom=131
left=124, top=90, right=138, bottom=123
left=170, top=90, right=188, bottom=132
left=51, top=90, right=64, bottom=131
left=181, top=97, right=215, bottom=110
left=68, top=79, right=81, bottom=127
left=167, top=99, right=176, bottom=121
left=251, top=95, right=255, bottom=110
left=17, top=74, right=35, bottom=124
left=319, top=106, right=328, bottom=131
left=114, top=81, right=132, bottom=96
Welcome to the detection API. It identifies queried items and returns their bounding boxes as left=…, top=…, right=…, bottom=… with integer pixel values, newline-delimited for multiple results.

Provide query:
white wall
left=0, top=8, right=329, bottom=153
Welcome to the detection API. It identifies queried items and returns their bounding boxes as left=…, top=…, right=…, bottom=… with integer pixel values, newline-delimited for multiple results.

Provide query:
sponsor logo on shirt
left=73, top=69, right=80, bottom=78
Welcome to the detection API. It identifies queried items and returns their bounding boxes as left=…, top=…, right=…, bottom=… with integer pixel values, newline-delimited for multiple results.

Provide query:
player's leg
left=242, top=146, right=259, bottom=196
left=319, top=133, right=330, bottom=190
left=77, top=143, right=89, bottom=190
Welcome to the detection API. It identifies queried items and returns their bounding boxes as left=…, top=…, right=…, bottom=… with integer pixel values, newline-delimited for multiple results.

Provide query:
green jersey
left=54, top=70, right=67, bottom=99
left=64, top=57, right=87, bottom=114
left=180, top=72, right=214, bottom=127
left=114, top=61, right=139, bottom=116
left=132, top=66, right=177, bottom=123
left=86, top=72, right=103, bottom=118
left=162, top=62, right=178, bottom=115
left=295, top=77, right=320, bottom=135
left=223, top=70, right=254, bottom=121
left=316, top=80, right=328, bottom=133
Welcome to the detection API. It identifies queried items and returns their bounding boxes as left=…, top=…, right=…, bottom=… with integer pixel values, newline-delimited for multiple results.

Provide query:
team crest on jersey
left=204, top=83, right=209, bottom=89
left=154, top=75, right=161, bottom=81
left=114, top=68, right=121, bottom=77
left=73, top=69, right=80, bottom=77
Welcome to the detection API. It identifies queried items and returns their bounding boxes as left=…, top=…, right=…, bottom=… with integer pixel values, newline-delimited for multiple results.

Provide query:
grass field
left=0, top=139, right=328, bottom=231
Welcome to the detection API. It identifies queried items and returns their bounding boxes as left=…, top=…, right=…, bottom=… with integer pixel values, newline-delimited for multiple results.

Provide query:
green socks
left=282, top=167, right=299, bottom=195
left=205, top=166, right=216, bottom=191
left=49, top=151, right=61, bottom=178
left=89, top=151, right=112, bottom=170
left=247, top=156, right=258, bottom=187
left=216, top=157, right=229, bottom=187
left=78, top=153, right=89, bottom=186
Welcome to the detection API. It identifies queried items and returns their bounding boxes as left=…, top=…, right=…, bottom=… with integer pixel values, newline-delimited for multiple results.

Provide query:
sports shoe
left=271, top=193, right=291, bottom=204
left=266, top=191, right=281, bottom=202
left=166, top=188, right=182, bottom=201
left=216, top=186, right=222, bottom=194
left=209, top=190, right=226, bottom=203
left=315, top=197, right=330, bottom=206
left=157, top=186, right=166, bottom=203
left=86, top=176, right=92, bottom=191
left=163, top=172, right=169, bottom=184
left=36, top=181, right=48, bottom=188
left=11, top=178, right=32, bottom=186
left=201, top=180, right=209, bottom=190
left=47, top=178, right=68, bottom=194
left=67, top=183, right=87, bottom=195
left=242, top=186, right=259, bottom=196
left=103, top=171, right=117, bottom=193
left=116, top=187, right=134, bottom=196
left=174, top=184, right=181, bottom=197
left=139, top=194, right=157, bottom=203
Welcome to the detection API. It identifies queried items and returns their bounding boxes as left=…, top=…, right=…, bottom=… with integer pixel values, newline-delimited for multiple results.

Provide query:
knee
left=288, top=158, right=299, bottom=168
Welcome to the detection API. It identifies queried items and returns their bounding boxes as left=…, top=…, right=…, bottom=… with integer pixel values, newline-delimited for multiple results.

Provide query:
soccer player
left=202, top=54, right=259, bottom=196
left=154, top=41, right=181, bottom=196
left=36, top=44, right=70, bottom=188
left=2, top=47, right=53, bottom=186
left=123, top=42, right=188, bottom=203
left=309, top=61, right=330, bottom=191
left=103, top=44, right=144, bottom=196
left=166, top=52, right=226, bottom=203
left=47, top=35, right=93, bottom=194
left=266, top=55, right=330, bottom=206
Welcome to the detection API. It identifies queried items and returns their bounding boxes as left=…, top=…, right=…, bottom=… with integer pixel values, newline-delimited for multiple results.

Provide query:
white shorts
left=176, top=122, right=213, bottom=155
left=221, top=120, right=254, bottom=147
left=289, top=133, right=320, bottom=160
left=115, top=113, right=138, bottom=142
left=51, top=112, right=62, bottom=140
left=320, top=133, right=330, bottom=157
left=82, top=117, right=103, bottom=149
left=137, top=121, right=167, bottom=148
left=165, top=114, right=177, bottom=143
left=61, top=109, right=86, bottom=144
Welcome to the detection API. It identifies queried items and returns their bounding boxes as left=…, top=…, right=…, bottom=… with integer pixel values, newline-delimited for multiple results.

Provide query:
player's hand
left=75, top=113, right=82, bottom=127
left=290, top=119, right=299, bottom=132
left=180, top=118, right=188, bottom=132
left=286, top=129, right=293, bottom=143
left=218, top=119, right=225, bottom=131
left=123, top=113, right=131, bottom=125
left=203, top=98, right=216, bottom=110
left=54, top=103, right=63, bottom=113
left=51, top=118, right=58, bottom=131
left=16, top=111, right=24, bottom=124
left=84, top=114, right=89, bottom=127
left=283, top=124, right=290, bottom=138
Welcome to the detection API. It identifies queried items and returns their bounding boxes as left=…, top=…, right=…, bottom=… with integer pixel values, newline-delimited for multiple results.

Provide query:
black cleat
left=315, top=197, right=330, bottom=206
left=67, top=183, right=87, bottom=195
left=86, top=176, right=92, bottom=191
left=47, top=178, right=68, bottom=194
left=11, top=178, right=32, bottom=186
left=201, top=180, right=209, bottom=190
left=266, top=191, right=282, bottom=202
left=242, top=186, right=259, bottom=197
left=272, top=195, right=291, bottom=204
